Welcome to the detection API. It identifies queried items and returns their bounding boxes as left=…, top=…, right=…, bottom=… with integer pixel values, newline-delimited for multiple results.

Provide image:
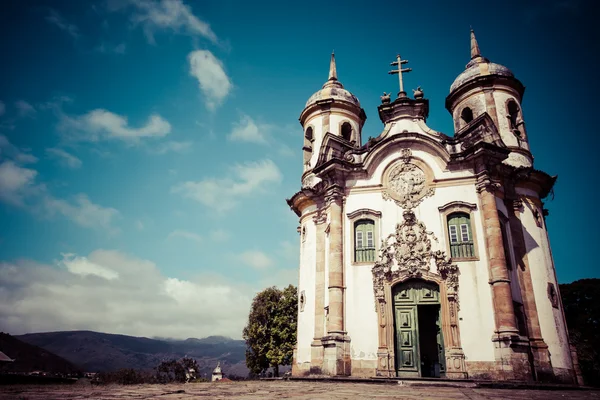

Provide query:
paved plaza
left=1, top=381, right=598, bottom=400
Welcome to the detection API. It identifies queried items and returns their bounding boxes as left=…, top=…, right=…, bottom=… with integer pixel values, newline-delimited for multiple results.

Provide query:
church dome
left=450, top=60, right=514, bottom=93
left=449, top=30, right=514, bottom=94
left=304, top=53, right=361, bottom=109
left=305, top=84, right=361, bottom=108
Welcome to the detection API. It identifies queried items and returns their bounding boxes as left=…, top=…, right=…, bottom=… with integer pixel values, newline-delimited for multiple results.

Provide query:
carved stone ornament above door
left=372, top=210, right=459, bottom=307
left=381, top=150, right=435, bottom=209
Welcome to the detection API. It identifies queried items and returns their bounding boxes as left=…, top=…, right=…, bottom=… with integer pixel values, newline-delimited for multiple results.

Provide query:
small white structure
left=211, top=362, right=223, bottom=382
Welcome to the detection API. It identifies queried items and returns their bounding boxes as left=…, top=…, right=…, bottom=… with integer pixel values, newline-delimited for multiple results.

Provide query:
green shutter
left=448, top=213, right=474, bottom=258
left=355, top=219, right=375, bottom=262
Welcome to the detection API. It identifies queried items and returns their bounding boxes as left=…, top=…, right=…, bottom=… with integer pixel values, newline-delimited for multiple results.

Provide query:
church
left=286, top=31, right=578, bottom=383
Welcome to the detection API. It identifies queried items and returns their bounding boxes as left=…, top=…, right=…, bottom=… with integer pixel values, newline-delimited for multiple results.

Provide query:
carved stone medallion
left=382, top=159, right=434, bottom=209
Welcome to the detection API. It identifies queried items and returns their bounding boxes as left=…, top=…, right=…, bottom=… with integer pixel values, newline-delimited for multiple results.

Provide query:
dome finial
left=470, top=29, right=482, bottom=60
left=329, top=51, right=337, bottom=81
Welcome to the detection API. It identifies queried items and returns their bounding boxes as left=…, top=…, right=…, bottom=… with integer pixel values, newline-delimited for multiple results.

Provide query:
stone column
left=476, top=176, right=519, bottom=337
left=326, top=190, right=345, bottom=335
left=310, top=210, right=326, bottom=373
left=321, top=186, right=350, bottom=376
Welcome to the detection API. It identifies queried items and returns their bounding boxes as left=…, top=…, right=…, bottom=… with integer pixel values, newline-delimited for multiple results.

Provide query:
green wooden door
left=395, top=306, right=419, bottom=374
left=393, top=280, right=445, bottom=377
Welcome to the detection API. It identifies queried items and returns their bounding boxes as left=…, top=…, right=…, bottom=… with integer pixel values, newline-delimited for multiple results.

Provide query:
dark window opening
left=507, top=100, right=522, bottom=135
left=460, top=107, right=474, bottom=124
left=341, top=122, right=352, bottom=141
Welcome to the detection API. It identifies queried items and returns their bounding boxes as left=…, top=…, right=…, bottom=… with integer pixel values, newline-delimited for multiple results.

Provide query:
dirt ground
left=1, top=380, right=598, bottom=400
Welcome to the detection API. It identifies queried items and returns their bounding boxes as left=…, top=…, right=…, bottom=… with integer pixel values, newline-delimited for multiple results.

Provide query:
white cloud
left=171, top=159, right=282, bottom=212
left=188, top=50, right=232, bottom=111
left=150, top=140, right=192, bottom=154
left=0, top=161, right=38, bottom=206
left=44, top=194, right=120, bottom=234
left=210, top=229, right=230, bottom=242
left=46, top=148, right=82, bottom=169
left=238, top=250, right=273, bottom=270
left=228, top=114, right=267, bottom=144
left=0, top=250, right=253, bottom=339
left=113, top=0, right=218, bottom=45
left=15, top=101, right=36, bottom=117
left=46, top=9, right=80, bottom=39
left=59, top=253, right=119, bottom=280
left=59, top=109, right=171, bottom=143
left=167, top=229, right=202, bottom=244
left=0, top=135, right=38, bottom=164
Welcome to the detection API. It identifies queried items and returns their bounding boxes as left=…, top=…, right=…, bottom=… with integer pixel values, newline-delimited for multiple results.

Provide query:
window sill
left=451, top=256, right=480, bottom=262
left=352, top=261, right=376, bottom=266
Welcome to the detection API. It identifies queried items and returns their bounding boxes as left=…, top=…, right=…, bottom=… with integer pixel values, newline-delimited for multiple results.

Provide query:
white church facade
left=287, top=31, right=578, bottom=383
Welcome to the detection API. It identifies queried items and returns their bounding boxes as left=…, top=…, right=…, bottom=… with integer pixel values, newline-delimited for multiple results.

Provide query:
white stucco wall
left=297, top=218, right=316, bottom=363
left=492, top=91, right=530, bottom=152
left=341, top=152, right=497, bottom=363
left=519, top=197, right=572, bottom=370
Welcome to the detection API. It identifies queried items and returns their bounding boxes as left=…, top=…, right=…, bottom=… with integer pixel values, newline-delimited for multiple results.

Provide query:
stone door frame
left=375, top=272, right=467, bottom=379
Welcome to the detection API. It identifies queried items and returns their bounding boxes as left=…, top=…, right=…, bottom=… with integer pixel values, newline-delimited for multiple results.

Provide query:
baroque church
left=286, top=31, right=579, bottom=383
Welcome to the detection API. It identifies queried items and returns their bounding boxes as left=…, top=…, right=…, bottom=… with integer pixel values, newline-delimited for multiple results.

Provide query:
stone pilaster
left=476, top=178, right=519, bottom=337
left=476, top=169, right=531, bottom=380
left=321, top=186, right=350, bottom=376
left=326, top=189, right=344, bottom=335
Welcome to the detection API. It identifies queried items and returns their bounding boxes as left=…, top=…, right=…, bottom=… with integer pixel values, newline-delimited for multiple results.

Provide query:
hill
left=16, top=330, right=248, bottom=378
left=0, top=332, right=81, bottom=375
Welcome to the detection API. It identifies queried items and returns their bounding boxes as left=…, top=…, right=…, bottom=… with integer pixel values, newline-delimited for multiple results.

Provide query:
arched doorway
left=393, top=279, right=445, bottom=378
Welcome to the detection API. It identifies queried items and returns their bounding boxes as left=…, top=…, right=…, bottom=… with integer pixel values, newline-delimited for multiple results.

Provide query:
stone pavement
left=1, top=381, right=598, bottom=399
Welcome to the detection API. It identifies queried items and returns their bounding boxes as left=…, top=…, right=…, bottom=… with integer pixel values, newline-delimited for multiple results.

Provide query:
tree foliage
left=243, top=285, right=298, bottom=377
left=560, top=279, right=600, bottom=386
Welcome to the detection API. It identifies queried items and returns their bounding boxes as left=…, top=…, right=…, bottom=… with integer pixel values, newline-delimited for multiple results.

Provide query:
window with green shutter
left=355, top=219, right=376, bottom=262
left=447, top=213, right=474, bottom=258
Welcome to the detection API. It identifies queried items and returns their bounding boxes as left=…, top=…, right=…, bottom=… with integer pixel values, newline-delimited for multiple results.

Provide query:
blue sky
left=0, top=0, right=597, bottom=339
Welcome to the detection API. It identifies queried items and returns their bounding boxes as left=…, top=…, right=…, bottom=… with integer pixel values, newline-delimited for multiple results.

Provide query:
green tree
left=560, top=279, right=600, bottom=386
left=243, top=285, right=298, bottom=377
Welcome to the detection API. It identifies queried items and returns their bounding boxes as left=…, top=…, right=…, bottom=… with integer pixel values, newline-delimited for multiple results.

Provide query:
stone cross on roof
left=388, top=54, right=412, bottom=98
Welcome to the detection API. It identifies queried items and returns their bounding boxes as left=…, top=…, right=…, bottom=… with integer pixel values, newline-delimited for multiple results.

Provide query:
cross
left=388, top=54, right=412, bottom=97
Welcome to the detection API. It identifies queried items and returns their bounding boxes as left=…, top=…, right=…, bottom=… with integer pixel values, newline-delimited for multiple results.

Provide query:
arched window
left=341, top=122, right=352, bottom=142
left=354, top=219, right=375, bottom=262
left=305, top=127, right=314, bottom=142
left=460, top=107, right=474, bottom=124
left=506, top=100, right=522, bottom=136
left=303, top=127, right=314, bottom=165
left=447, top=212, right=474, bottom=258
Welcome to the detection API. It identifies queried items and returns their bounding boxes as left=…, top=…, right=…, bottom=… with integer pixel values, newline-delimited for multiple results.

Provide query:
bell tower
left=299, top=53, right=366, bottom=174
left=446, top=30, right=533, bottom=168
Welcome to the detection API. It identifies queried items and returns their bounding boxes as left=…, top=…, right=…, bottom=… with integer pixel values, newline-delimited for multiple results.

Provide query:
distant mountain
left=16, top=330, right=248, bottom=378
left=0, top=332, right=81, bottom=375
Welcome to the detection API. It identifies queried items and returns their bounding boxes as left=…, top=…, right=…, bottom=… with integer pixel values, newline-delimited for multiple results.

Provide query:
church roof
left=449, top=30, right=514, bottom=93
left=305, top=53, right=361, bottom=109
left=212, top=361, right=222, bottom=374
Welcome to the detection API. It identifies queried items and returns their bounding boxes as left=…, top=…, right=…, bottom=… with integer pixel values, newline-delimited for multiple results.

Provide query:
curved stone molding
left=438, top=201, right=478, bottom=213
left=346, top=208, right=382, bottom=220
